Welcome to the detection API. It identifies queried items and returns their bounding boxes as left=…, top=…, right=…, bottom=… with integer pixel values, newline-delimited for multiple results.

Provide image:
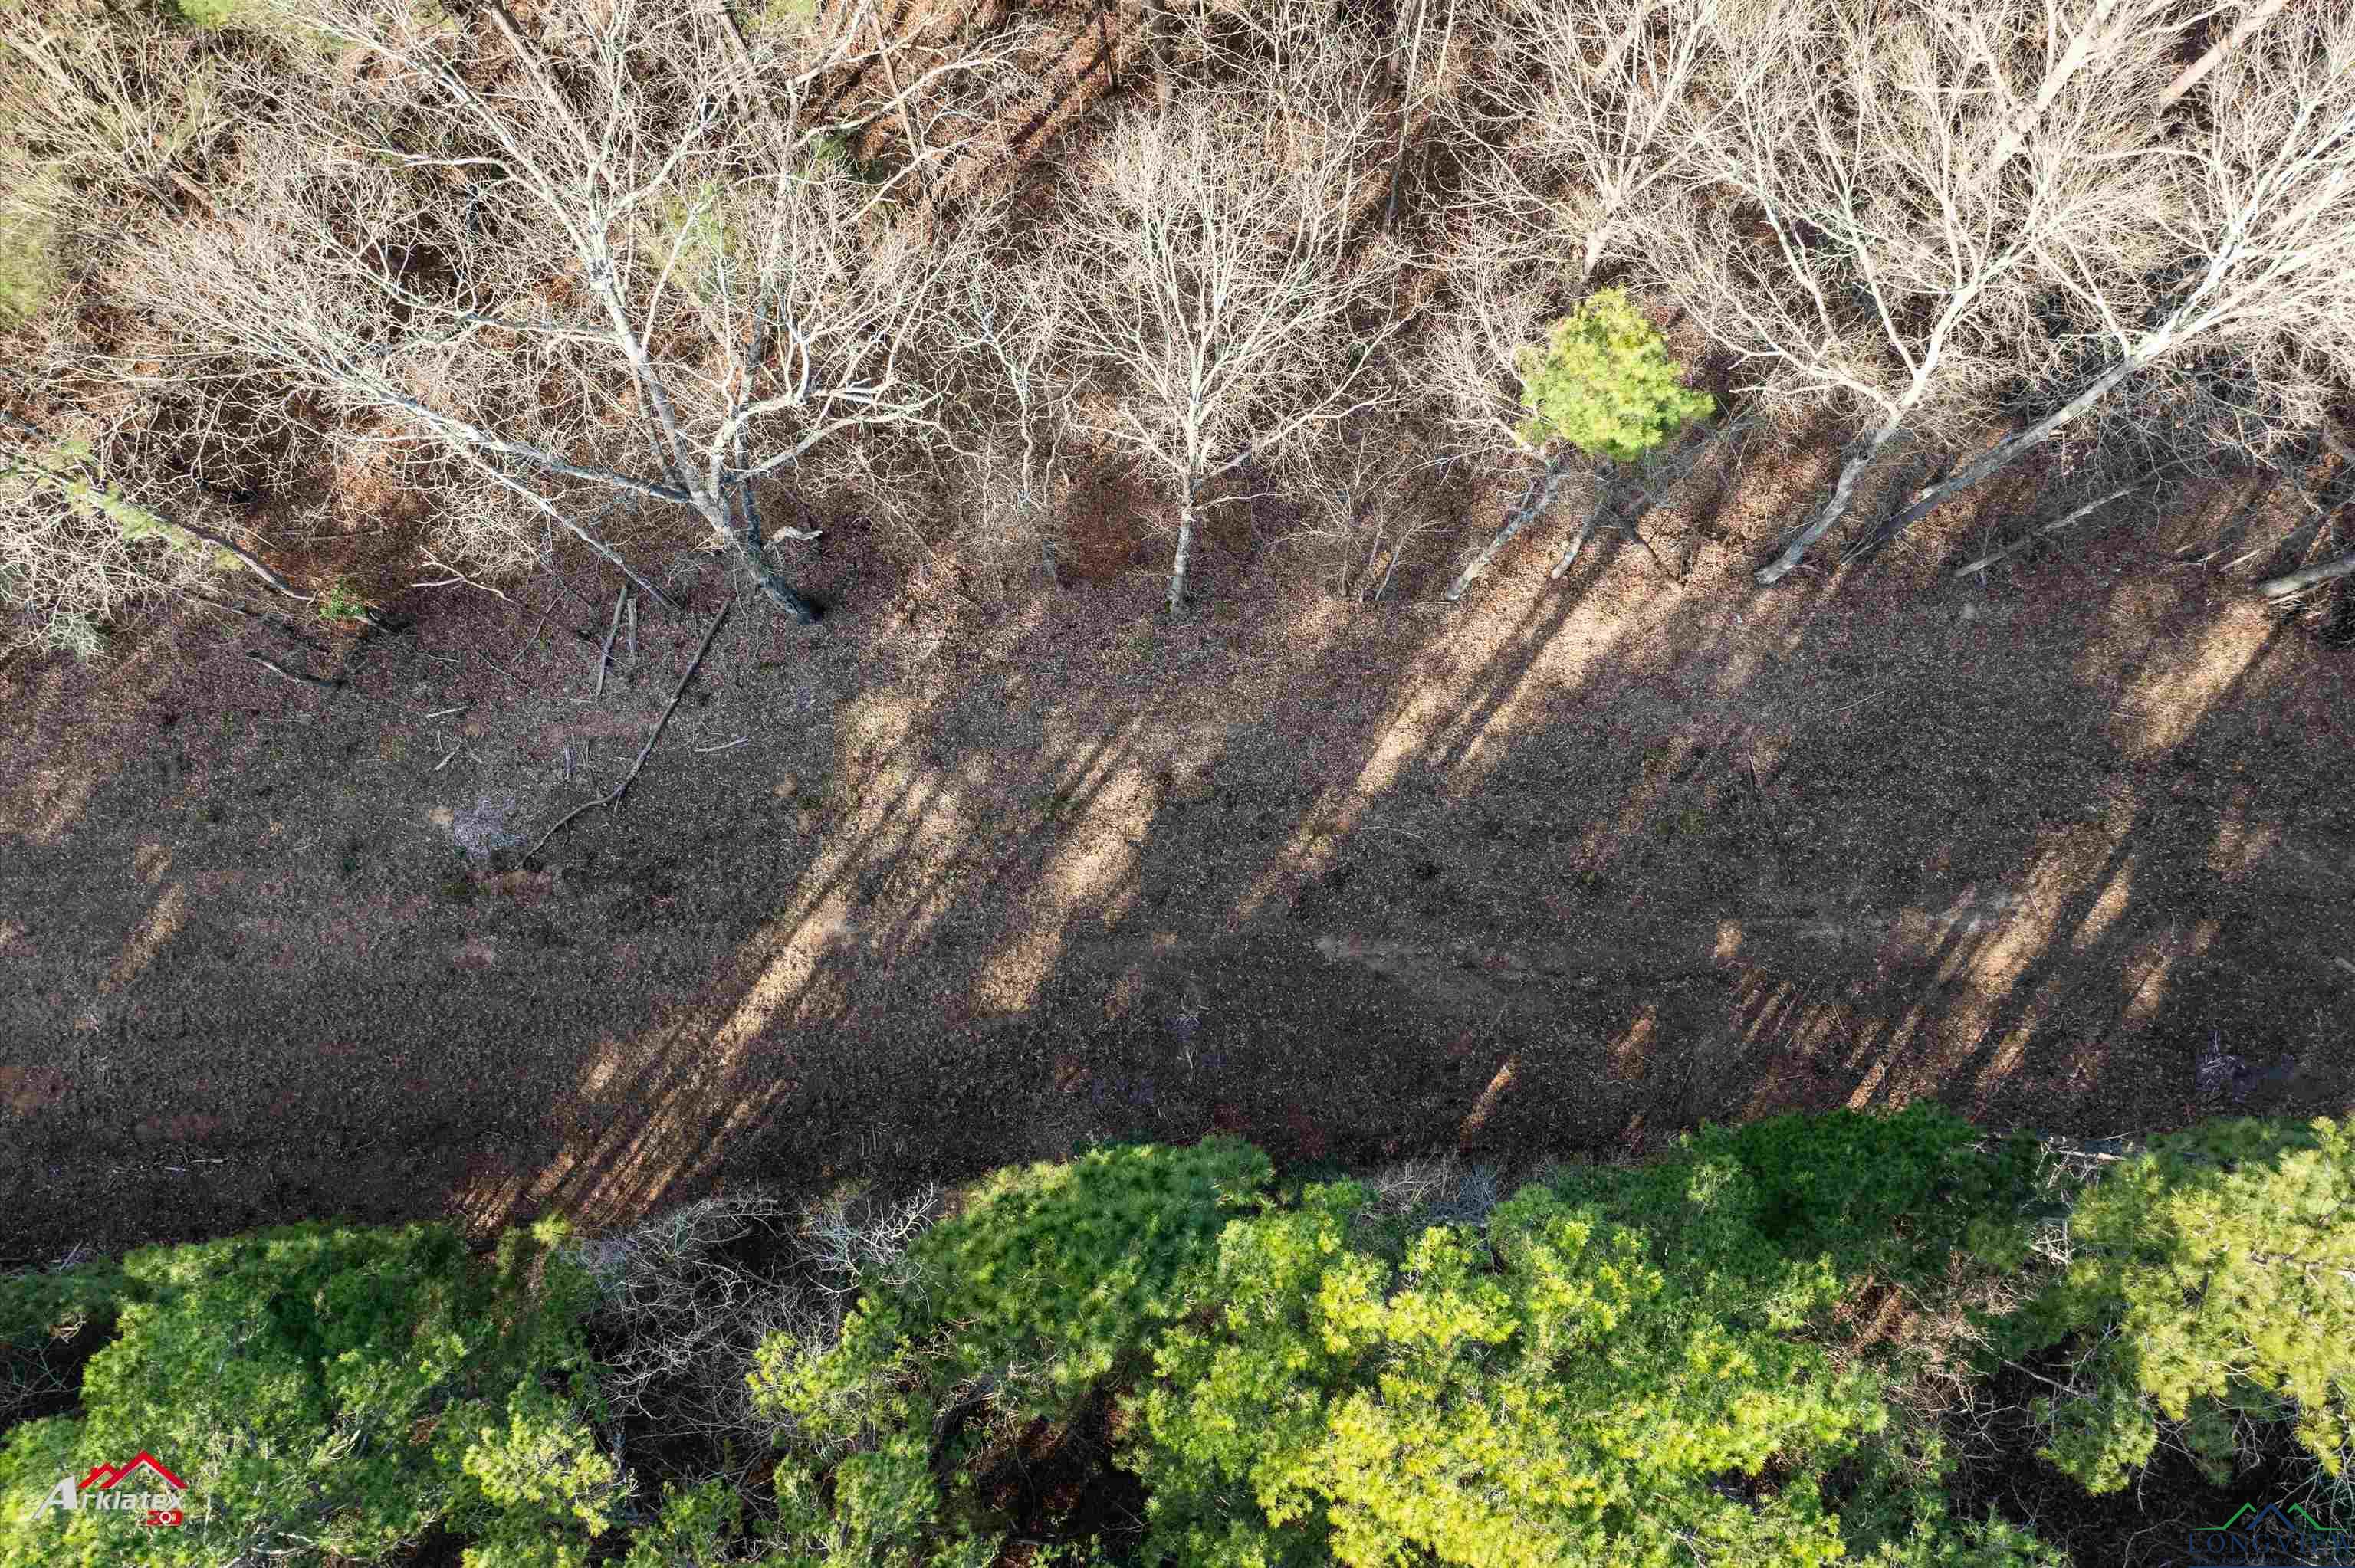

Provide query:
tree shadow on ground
left=0, top=448, right=2349, bottom=1262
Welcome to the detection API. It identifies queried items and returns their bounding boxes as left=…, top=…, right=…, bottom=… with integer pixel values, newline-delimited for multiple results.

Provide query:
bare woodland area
left=1, top=0, right=2353, bottom=1257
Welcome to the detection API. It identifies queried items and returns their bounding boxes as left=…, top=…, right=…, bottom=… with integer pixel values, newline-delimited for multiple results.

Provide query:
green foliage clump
left=0, top=1258, right=126, bottom=1355
left=1718, top=1104, right=2039, bottom=1282
left=738, top=0, right=819, bottom=35
left=751, top=1140, right=1273, bottom=1560
left=1999, top=1117, right=2355, bottom=1494
left=0, top=1219, right=619, bottom=1568
left=649, top=180, right=748, bottom=304
left=1515, top=287, right=1714, bottom=462
left=616, top=1481, right=744, bottom=1568
left=0, top=210, right=59, bottom=325
left=163, top=0, right=248, bottom=26
left=317, top=576, right=373, bottom=627
left=1134, top=1172, right=1895, bottom=1568
left=37, top=1112, right=2329, bottom=1568
left=160, top=0, right=279, bottom=29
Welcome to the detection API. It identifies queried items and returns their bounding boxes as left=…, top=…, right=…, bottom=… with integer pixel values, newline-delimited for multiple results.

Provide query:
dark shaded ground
left=2, top=441, right=2350, bottom=1264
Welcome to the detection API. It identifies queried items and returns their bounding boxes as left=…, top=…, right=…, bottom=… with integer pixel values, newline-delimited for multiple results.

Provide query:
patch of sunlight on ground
left=1606, top=1010, right=1656, bottom=1081
left=974, top=799, right=1146, bottom=1014
left=1460, top=1056, right=1517, bottom=1137
left=2207, top=805, right=2277, bottom=880
left=2073, top=860, right=2136, bottom=952
left=2119, top=918, right=2218, bottom=1026
left=107, top=881, right=183, bottom=991
left=2098, top=600, right=2265, bottom=756
left=1240, top=602, right=1643, bottom=921
left=3, top=766, right=98, bottom=847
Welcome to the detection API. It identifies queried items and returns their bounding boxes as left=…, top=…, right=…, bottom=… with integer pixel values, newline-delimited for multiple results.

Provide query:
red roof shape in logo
left=77, top=1453, right=186, bottom=1494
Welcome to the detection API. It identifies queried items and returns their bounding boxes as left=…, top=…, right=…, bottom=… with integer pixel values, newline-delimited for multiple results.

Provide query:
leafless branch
left=526, top=599, right=730, bottom=862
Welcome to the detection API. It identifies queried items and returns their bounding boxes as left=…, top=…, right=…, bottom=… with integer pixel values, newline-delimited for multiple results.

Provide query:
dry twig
left=595, top=588, right=625, bottom=697
left=525, top=602, right=731, bottom=863
left=242, top=651, right=341, bottom=691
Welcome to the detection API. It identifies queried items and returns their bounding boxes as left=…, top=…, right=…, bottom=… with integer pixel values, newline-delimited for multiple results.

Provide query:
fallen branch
left=242, top=651, right=342, bottom=691
left=595, top=589, right=626, bottom=697
left=476, top=651, right=530, bottom=691
left=1448, top=454, right=1584, bottom=602
left=414, top=552, right=516, bottom=602
left=524, top=602, right=732, bottom=864
left=2259, top=552, right=2355, bottom=599
left=182, top=517, right=312, bottom=602
left=1953, top=486, right=2144, bottom=578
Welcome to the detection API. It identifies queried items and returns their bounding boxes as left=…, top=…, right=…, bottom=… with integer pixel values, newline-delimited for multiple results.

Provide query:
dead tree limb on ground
left=2258, top=554, right=2355, bottom=600
left=1549, top=415, right=1753, bottom=583
left=1949, top=484, right=2146, bottom=577
left=243, top=651, right=343, bottom=691
left=526, top=599, right=731, bottom=864
left=1447, top=454, right=1586, bottom=602
left=594, top=588, right=625, bottom=697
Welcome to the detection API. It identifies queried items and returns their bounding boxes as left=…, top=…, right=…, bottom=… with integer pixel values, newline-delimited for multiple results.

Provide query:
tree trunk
left=1755, top=419, right=1904, bottom=586
left=1168, top=474, right=1197, bottom=613
left=1874, top=349, right=2155, bottom=546
left=2159, top=0, right=2290, bottom=107
left=708, top=487, right=819, bottom=625
left=1447, top=452, right=1580, bottom=602
left=2259, top=552, right=2355, bottom=599
left=734, top=536, right=821, bottom=623
left=1983, top=0, right=2130, bottom=173
left=1549, top=494, right=1618, bottom=580
left=724, top=445, right=820, bottom=624
left=1384, top=0, right=1431, bottom=226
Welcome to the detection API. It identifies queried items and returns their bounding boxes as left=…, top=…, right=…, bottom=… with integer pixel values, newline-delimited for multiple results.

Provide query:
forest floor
left=2, top=438, right=2351, bottom=1262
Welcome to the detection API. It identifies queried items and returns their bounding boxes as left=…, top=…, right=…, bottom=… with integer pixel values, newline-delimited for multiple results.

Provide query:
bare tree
left=1972, top=0, right=2190, bottom=172
left=1270, top=422, right=1452, bottom=602
left=1037, top=60, right=1411, bottom=612
left=957, top=254, right=1072, bottom=595
left=1647, top=0, right=2176, bottom=584
left=1428, top=261, right=1578, bottom=601
left=1458, top=0, right=1785, bottom=287
left=0, top=0, right=225, bottom=221
left=115, top=0, right=1033, bottom=625
left=1871, top=3, right=2355, bottom=549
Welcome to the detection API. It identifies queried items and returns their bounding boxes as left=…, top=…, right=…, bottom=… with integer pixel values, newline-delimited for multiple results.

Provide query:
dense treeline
left=5, top=1109, right=2353, bottom=1566
left=2, top=0, right=2352, bottom=658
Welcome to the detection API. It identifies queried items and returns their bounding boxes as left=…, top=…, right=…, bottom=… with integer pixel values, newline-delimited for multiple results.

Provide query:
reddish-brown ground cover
left=2, top=435, right=2349, bottom=1263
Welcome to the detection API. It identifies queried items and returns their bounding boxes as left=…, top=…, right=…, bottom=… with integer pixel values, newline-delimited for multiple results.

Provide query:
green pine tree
left=1514, top=288, right=1714, bottom=463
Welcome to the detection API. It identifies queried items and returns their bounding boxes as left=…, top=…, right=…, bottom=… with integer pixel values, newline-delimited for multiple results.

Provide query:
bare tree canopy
left=1459, top=0, right=1785, bottom=287
left=110, top=0, right=1036, bottom=624
left=5, top=0, right=2353, bottom=648
left=1874, top=0, right=2355, bottom=547
left=1034, top=44, right=1411, bottom=612
left=1638, top=0, right=2178, bottom=583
